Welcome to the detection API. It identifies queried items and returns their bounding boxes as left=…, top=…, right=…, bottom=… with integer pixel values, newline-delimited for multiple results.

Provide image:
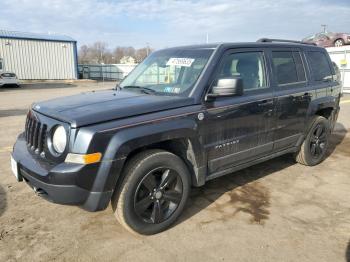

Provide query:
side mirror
left=207, top=77, right=243, bottom=98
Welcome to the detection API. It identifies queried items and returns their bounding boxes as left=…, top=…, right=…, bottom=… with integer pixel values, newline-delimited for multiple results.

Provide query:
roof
left=159, top=41, right=323, bottom=52
left=0, top=30, right=76, bottom=42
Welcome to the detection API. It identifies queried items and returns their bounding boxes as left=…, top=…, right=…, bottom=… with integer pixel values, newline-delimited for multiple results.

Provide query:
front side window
left=272, top=51, right=306, bottom=86
left=120, top=49, right=213, bottom=96
left=215, top=52, right=267, bottom=91
left=307, top=51, right=333, bottom=82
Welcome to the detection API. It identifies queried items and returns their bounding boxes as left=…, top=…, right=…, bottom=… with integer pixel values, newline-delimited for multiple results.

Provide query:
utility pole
left=100, top=50, right=105, bottom=87
left=321, top=24, right=327, bottom=33
left=146, top=42, right=150, bottom=56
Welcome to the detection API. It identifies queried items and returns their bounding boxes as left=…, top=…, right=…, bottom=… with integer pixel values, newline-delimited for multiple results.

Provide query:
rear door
left=269, top=48, right=312, bottom=151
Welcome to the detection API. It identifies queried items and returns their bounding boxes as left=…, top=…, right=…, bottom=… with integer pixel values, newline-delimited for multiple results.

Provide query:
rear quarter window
left=307, top=51, right=332, bottom=82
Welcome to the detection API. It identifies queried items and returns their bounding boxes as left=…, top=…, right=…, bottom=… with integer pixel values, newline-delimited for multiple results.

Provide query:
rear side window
left=272, top=51, right=306, bottom=85
left=307, top=51, right=332, bottom=81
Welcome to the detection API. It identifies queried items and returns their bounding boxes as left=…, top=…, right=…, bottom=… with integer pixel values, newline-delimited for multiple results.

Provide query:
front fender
left=90, top=117, right=205, bottom=194
left=106, top=118, right=199, bottom=160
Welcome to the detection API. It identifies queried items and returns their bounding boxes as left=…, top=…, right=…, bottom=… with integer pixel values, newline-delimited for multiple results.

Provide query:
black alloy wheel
left=134, top=167, right=183, bottom=224
left=112, top=149, right=190, bottom=235
left=309, top=123, right=327, bottom=159
left=295, top=116, right=331, bottom=166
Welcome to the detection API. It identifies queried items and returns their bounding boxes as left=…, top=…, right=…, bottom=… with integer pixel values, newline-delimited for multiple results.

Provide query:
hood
left=32, top=89, right=195, bottom=127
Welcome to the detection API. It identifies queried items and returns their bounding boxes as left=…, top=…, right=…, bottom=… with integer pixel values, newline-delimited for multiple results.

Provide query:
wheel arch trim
left=91, top=118, right=206, bottom=195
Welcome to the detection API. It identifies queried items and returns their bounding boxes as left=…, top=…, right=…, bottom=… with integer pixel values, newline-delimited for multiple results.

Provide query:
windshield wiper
left=114, top=84, right=122, bottom=90
left=123, top=85, right=156, bottom=94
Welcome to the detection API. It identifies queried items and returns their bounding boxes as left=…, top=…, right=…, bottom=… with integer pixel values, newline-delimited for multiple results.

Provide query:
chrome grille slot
left=25, top=113, right=47, bottom=154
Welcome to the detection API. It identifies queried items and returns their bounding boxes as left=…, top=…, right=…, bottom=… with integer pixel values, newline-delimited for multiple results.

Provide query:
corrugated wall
left=327, top=46, right=350, bottom=91
left=0, top=38, right=77, bottom=80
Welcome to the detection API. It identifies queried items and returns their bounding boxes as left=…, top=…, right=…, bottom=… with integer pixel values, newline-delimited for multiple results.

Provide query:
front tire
left=111, top=149, right=191, bottom=235
left=295, top=116, right=331, bottom=166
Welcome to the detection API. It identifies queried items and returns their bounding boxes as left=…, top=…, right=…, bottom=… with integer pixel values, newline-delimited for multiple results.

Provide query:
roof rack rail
left=257, top=38, right=317, bottom=46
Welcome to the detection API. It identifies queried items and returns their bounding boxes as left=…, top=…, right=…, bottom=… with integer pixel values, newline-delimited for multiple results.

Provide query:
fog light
left=65, top=153, right=102, bottom=164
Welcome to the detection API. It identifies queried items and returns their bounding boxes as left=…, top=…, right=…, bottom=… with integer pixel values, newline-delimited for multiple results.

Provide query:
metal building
left=0, top=30, right=77, bottom=80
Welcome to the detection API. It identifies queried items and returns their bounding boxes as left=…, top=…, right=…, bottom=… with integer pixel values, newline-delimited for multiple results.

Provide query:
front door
left=201, top=49, right=275, bottom=175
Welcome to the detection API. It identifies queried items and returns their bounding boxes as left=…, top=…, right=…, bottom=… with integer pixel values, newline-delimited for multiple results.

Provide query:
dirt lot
left=0, top=82, right=349, bottom=262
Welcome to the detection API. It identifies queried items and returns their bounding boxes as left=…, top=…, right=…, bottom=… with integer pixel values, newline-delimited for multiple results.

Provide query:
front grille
left=25, top=113, right=47, bottom=155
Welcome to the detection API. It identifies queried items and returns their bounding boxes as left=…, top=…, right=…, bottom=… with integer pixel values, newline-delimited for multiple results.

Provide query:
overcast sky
left=0, top=0, right=349, bottom=49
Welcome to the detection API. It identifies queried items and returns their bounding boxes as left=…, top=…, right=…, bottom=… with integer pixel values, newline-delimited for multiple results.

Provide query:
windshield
left=119, top=48, right=214, bottom=96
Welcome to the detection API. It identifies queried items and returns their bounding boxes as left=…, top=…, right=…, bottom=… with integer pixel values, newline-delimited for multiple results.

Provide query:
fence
left=327, top=46, right=350, bottom=93
left=78, top=64, right=137, bottom=81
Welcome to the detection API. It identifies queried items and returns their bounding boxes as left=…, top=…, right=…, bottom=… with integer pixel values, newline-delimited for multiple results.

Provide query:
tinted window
left=293, top=52, right=306, bottom=82
left=216, top=52, right=267, bottom=91
left=272, top=51, right=306, bottom=85
left=307, top=51, right=332, bottom=81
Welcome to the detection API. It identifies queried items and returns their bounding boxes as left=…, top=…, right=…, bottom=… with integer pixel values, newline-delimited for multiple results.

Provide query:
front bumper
left=12, top=133, right=113, bottom=211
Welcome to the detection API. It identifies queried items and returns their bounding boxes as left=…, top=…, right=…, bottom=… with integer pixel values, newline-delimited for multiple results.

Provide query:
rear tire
left=295, top=116, right=331, bottom=166
left=334, top=39, right=345, bottom=47
left=111, top=149, right=191, bottom=235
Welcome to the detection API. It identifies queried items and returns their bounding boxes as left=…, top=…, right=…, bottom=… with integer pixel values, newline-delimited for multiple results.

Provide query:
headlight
left=52, top=125, right=67, bottom=154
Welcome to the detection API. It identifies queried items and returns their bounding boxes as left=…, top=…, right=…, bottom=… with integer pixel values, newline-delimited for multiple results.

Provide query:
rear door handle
left=302, top=92, right=312, bottom=98
left=258, top=100, right=274, bottom=107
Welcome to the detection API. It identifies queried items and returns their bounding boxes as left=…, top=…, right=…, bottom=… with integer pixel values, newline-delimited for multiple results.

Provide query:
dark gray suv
left=11, top=39, right=341, bottom=234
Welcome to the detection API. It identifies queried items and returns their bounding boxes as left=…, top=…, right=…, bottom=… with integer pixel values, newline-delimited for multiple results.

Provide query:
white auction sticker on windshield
left=166, top=58, right=195, bottom=67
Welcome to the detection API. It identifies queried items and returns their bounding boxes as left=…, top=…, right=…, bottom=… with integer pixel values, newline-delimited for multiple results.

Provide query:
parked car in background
left=303, top=32, right=350, bottom=47
left=0, top=72, right=20, bottom=87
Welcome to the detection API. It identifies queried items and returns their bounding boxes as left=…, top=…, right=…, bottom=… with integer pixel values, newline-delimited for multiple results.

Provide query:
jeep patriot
left=11, top=39, right=341, bottom=234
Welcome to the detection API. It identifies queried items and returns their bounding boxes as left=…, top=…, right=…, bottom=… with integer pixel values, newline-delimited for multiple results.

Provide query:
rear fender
left=307, top=96, right=337, bottom=122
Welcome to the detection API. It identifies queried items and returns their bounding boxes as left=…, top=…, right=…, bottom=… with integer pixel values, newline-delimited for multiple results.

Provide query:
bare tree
left=92, top=42, right=109, bottom=63
left=135, top=48, right=149, bottom=63
left=113, top=47, right=126, bottom=63
left=79, top=42, right=153, bottom=64
left=78, top=45, right=90, bottom=64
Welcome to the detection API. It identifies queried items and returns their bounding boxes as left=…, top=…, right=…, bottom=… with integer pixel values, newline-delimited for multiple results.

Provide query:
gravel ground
left=0, top=82, right=349, bottom=262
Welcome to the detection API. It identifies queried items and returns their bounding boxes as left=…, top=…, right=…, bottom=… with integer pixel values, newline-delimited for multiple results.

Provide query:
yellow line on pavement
left=340, top=100, right=350, bottom=105
left=0, top=146, right=12, bottom=153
